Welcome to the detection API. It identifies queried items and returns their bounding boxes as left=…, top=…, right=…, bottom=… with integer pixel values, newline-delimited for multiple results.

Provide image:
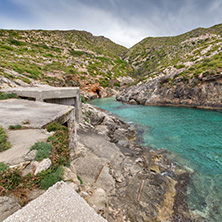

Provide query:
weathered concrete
left=0, top=99, right=75, bottom=149
left=0, top=129, right=49, bottom=164
left=2, top=86, right=82, bottom=123
left=4, top=181, right=107, bottom=222
left=0, top=99, right=74, bottom=128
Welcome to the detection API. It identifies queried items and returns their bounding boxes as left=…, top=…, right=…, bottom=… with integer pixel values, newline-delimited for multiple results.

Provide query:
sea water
left=89, top=97, right=222, bottom=221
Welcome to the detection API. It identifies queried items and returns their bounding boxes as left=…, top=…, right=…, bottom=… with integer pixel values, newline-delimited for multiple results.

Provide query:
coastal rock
left=62, top=166, right=80, bottom=186
left=34, top=158, right=52, bottom=175
left=87, top=188, right=108, bottom=212
left=117, top=74, right=222, bottom=109
left=23, top=150, right=37, bottom=161
left=117, top=139, right=130, bottom=148
left=72, top=152, right=115, bottom=193
left=0, top=196, right=21, bottom=221
left=129, top=99, right=137, bottom=105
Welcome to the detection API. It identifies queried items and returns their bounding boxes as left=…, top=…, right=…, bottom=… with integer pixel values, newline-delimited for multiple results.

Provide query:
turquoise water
left=89, top=97, right=222, bottom=221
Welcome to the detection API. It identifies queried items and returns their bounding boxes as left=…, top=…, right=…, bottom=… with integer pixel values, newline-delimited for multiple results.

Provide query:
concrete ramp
left=4, top=181, right=107, bottom=222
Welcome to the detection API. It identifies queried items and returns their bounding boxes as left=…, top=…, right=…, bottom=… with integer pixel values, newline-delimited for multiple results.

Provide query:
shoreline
left=80, top=102, right=202, bottom=221
left=117, top=99, right=222, bottom=111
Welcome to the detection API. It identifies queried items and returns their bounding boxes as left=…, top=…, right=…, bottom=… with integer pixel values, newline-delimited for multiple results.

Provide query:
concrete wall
left=1, top=87, right=82, bottom=123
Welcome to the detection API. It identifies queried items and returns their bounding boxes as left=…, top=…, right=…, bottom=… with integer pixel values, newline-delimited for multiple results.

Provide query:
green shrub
left=30, top=142, right=51, bottom=161
left=9, top=124, right=21, bottom=130
left=0, top=127, right=11, bottom=152
left=77, top=175, right=83, bottom=184
left=114, top=82, right=120, bottom=87
left=45, top=122, right=70, bottom=166
left=39, top=166, right=63, bottom=189
left=16, top=76, right=31, bottom=84
left=14, top=124, right=21, bottom=130
left=46, top=122, right=67, bottom=132
left=8, top=39, right=26, bottom=46
left=0, top=168, right=22, bottom=190
left=0, top=92, right=17, bottom=100
left=81, top=95, right=86, bottom=104
left=0, top=162, right=8, bottom=173
left=70, top=50, right=84, bottom=56
left=0, top=45, right=13, bottom=51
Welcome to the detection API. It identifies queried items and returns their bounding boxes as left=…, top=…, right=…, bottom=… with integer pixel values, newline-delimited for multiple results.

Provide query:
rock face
left=0, top=197, right=21, bottom=221
left=117, top=74, right=222, bottom=109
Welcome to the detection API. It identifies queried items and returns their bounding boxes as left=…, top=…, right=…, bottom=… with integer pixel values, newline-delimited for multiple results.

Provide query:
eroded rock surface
left=117, top=74, right=222, bottom=109
left=74, top=103, right=202, bottom=222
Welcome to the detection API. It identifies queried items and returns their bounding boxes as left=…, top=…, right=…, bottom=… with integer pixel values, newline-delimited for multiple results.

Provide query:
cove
left=89, top=97, right=222, bottom=221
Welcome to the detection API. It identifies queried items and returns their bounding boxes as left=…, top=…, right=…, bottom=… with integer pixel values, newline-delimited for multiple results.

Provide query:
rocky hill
left=1, top=24, right=222, bottom=108
left=0, top=29, right=133, bottom=98
left=117, top=24, right=222, bottom=108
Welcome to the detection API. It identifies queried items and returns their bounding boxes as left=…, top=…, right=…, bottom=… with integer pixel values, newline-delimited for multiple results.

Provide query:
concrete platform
left=0, top=129, right=50, bottom=164
left=4, top=181, right=107, bottom=222
left=0, top=99, right=74, bottom=129
left=2, top=86, right=82, bottom=122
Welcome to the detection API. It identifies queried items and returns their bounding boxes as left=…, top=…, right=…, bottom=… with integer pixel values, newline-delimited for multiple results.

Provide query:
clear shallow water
left=89, top=97, right=222, bottom=221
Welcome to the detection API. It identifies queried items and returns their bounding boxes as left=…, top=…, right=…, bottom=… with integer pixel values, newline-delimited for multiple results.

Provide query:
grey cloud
left=1, top=0, right=222, bottom=47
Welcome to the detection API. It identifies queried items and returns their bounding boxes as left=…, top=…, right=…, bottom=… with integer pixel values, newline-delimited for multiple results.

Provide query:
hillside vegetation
left=126, top=24, right=222, bottom=85
left=0, top=29, right=131, bottom=91
left=0, top=24, right=222, bottom=105
left=117, top=24, right=222, bottom=108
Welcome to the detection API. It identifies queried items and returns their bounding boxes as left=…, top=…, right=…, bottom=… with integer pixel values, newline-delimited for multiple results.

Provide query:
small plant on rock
left=0, top=127, right=11, bottom=152
left=30, top=141, right=51, bottom=161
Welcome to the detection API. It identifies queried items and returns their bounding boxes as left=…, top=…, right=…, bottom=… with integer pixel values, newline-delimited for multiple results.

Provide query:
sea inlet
left=89, top=97, right=222, bottom=222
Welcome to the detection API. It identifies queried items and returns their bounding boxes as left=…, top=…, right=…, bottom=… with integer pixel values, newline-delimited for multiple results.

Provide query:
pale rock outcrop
left=0, top=197, right=21, bottom=221
left=34, top=158, right=52, bottom=175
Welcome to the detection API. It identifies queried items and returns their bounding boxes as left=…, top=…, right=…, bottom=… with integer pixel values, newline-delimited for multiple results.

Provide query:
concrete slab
left=0, top=129, right=50, bottom=164
left=2, top=86, right=82, bottom=122
left=0, top=99, right=74, bottom=129
left=4, top=181, right=107, bottom=222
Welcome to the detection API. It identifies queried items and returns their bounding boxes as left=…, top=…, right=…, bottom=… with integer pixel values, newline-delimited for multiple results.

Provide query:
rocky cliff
left=117, top=73, right=222, bottom=108
left=117, top=24, right=222, bottom=108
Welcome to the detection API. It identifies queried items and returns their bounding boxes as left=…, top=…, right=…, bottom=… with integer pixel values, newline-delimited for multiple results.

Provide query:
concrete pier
left=2, top=86, right=82, bottom=123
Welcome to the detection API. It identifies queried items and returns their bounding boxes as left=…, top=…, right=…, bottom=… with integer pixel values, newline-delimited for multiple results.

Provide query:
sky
left=0, top=0, right=222, bottom=48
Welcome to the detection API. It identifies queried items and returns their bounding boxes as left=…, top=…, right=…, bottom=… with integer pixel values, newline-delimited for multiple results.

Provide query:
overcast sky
left=0, top=0, right=222, bottom=48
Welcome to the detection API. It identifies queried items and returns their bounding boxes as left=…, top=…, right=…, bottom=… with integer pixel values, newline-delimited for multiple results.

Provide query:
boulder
left=129, top=99, right=137, bottom=105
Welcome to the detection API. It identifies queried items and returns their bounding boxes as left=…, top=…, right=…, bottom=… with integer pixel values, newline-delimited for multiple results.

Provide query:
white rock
left=87, top=188, right=108, bottom=212
left=34, top=158, right=52, bottom=175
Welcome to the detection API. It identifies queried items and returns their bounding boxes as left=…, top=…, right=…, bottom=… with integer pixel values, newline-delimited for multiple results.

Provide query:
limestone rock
left=62, top=166, right=80, bottom=186
left=118, top=139, right=130, bottom=148
left=129, top=99, right=137, bottom=105
left=87, top=188, right=108, bottom=212
left=0, top=196, right=21, bottom=221
left=34, top=158, right=52, bottom=175
left=22, top=161, right=37, bottom=176
left=23, top=150, right=37, bottom=161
